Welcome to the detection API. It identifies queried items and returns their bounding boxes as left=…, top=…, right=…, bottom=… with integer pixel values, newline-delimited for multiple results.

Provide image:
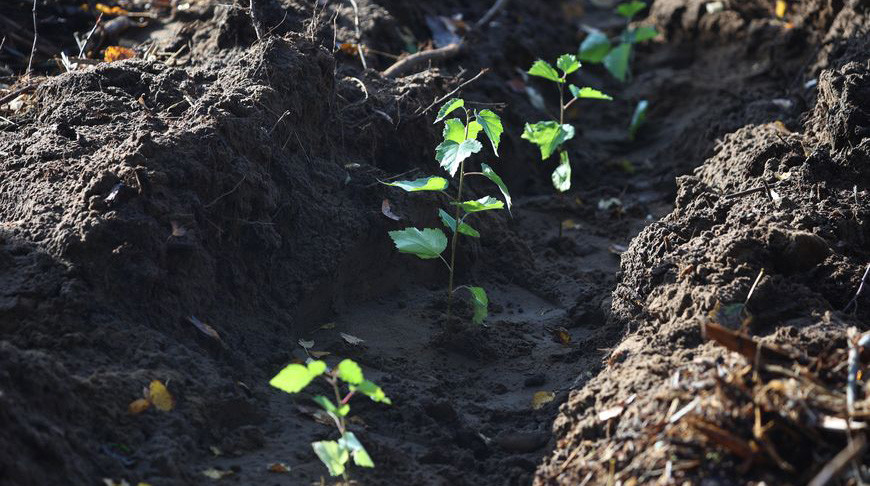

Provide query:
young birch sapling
left=386, top=98, right=510, bottom=326
left=270, top=359, right=390, bottom=481
left=578, top=0, right=657, bottom=82
left=522, top=54, right=612, bottom=192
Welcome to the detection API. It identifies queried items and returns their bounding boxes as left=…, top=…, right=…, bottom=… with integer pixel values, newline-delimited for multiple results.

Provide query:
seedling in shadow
left=386, top=98, right=510, bottom=326
left=523, top=54, right=612, bottom=192
left=270, top=359, right=390, bottom=482
left=578, top=0, right=657, bottom=82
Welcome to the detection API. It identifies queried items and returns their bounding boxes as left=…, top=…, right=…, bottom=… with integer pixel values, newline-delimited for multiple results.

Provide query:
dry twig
left=415, top=68, right=489, bottom=117
left=382, top=43, right=463, bottom=78
left=474, top=0, right=509, bottom=29
left=27, top=0, right=37, bottom=74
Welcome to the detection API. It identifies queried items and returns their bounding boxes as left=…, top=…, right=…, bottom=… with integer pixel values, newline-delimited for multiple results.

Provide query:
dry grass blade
left=702, top=321, right=802, bottom=365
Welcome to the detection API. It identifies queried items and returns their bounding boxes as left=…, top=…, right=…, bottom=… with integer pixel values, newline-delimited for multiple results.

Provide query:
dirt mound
left=535, top=21, right=870, bottom=486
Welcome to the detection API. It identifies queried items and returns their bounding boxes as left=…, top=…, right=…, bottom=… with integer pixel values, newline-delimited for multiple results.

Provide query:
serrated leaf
left=270, top=361, right=325, bottom=394
left=528, top=60, right=562, bottom=83
left=480, top=163, right=511, bottom=212
left=337, top=359, right=364, bottom=385
left=435, top=139, right=483, bottom=177
left=453, top=196, right=505, bottom=213
left=475, top=110, right=503, bottom=155
left=467, top=120, right=483, bottom=141
left=569, top=85, right=613, bottom=100
left=578, top=31, right=611, bottom=63
left=438, top=209, right=481, bottom=238
left=616, top=0, right=646, bottom=19
left=385, top=177, right=449, bottom=192
left=443, top=118, right=466, bottom=143
left=312, top=440, right=348, bottom=477
left=630, top=26, right=658, bottom=43
left=604, top=42, right=631, bottom=82
left=435, top=98, right=464, bottom=123
left=388, top=227, right=447, bottom=259
left=521, top=121, right=576, bottom=160
left=468, top=286, right=489, bottom=325
left=556, top=54, right=581, bottom=76
left=552, top=151, right=572, bottom=193
left=352, top=380, right=391, bottom=404
left=339, top=432, right=375, bottom=468
left=629, top=99, right=649, bottom=140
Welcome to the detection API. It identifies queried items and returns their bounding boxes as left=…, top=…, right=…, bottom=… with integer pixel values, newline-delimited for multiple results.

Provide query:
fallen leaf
left=128, top=398, right=151, bottom=415
left=102, top=479, right=130, bottom=486
left=338, top=43, right=359, bottom=55
left=531, top=391, right=555, bottom=410
left=298, top=339, right=314, bottom=349
left=267, top=462, right=291, bottom=473
left=608, top=243, right=628, bottom=254
left=148, top=380, right=175, bottom=412
left=188, top=316, right=221, bottom=342
left=561, top=219, right=582, bottom=231
left=104, top=46, right=136, bottom=62
left=170, top=221, right=187, bottom=237
left=552, top=326, right=571, bottom=345
left=201, top=468, right=234, bottom=480
left=309, top=350, right=332, bottom=358
left=381, top=199, right=401, bottom=221
left=320, top=322, right=336, bottom=330
left=95, top=3, right=130, bottom=15
left=597, top=197, right=622, bottom=211
left=209, top=446, right=222, bottom=456
left=340, top=332, right=365, bottom=345
left=598, top=405, right=625, bottom=422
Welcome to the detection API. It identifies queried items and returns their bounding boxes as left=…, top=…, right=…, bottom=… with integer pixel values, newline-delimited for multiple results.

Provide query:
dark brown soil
left=0, top=0, right=868, bottom=485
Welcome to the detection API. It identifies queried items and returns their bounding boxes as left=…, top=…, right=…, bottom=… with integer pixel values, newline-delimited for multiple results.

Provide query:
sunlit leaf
left=352, top=380, right=391, bottom=404
left=468, top=286, right=489, bottom=325
left=388, top=227, right=447, bottom=259
left=385, top=177, right=449, bottom=192
left=569, top=85, right=613, bottom=100
left=480, top=163, right=512, bottom=212
left=579, top=31, right=611, bottom=63
left=438, top=209, right=480, bottom=238
left=148, top=380, right=175, bottom=412
left=270, top=361, right=324, bottom=394
left=528, top=60, right=563, bottom=83
left=453, top=196, right=505, bottom=213
left=104, top=46, right=136, bottom=62
left=312, top=440, right=349, bottom=477
left=435, top=98, right=464, bottom=123
left=556, top=54, right=581, bottom=76
left=616, top=0, right=646, bottom=19
left=521, top=121, right=575, bottom=160
left=531, top=391, right=556, bottom=410
left=443, top=118, right=466, bottom=143
left=435, top=139, right=483, bottom=176
left=604, top=43, right=631, bottom=82
left=475, top=110, right=503, bottom=155
left=339, top=432, right=375, bottom=468
left=337, top=359, right=364, bottom=385
left=629, top=99, right=649, bottom=140
left=552, top=151, right=572, bottom=193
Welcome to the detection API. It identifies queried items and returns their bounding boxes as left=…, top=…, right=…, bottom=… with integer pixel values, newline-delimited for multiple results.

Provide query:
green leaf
left=552, top=150, right=572, bottom=193
left=438, top=209, right=481, bottom=238
left=312, top=395, right=340, bottom=415
left=616, top=0, right=646, bottom=19
left=339, top=432, right=375, bottom=468
left=388, top=227, right=447, bottom=259
left=338, top=404, right=350, bottom=416
left=435, top=98, right=464, bottom=123
left=443, top=118, right=466, bottom=143
left=556, top=54, right=581, bottom=76
left=385, top=176, right=449, bottom=192
left=604, top=42, right=631, bottom=82
left=569, top=85, right=613, bottom=100
left=312, top=440, right=348, bottom=477
left=468, top=286, right=489, bottom=325
left=578, top=31, right=611, bottom=63
left=475, top=110, right=503, bottom=155
left=269, top=360, right=327, bottom=394
left=521, top=121, right=576, bottom=160
left=629, top=99, right=649, bottom=140
left=467, top=120, right=483, bottom=141
left=352, top=380, right=391, bottom=404
left=480, top=163, right=511, bottom=212
left=528, top=60, right=563, bottom=83
left=435, top=139, right=483, bottom=177
left=630, top=26, right=658, bottom=43
left=453, top=196, right=505, bottom=213
left=337, top=359, right=364, bottom=385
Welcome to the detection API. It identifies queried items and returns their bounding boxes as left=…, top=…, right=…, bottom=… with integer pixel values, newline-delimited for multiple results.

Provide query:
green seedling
left=270, top=359, right=390, bottom=482
left=385, top=98, right=510, bottom=326
left=628, top=99, right=649, bottom=140
left=522, top=54, right=612, bottom=192
left=578, top=0, right=657, bottom=82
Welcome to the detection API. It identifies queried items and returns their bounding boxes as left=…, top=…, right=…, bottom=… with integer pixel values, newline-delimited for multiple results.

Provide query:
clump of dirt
left=535, top=13, right=870, bottom=485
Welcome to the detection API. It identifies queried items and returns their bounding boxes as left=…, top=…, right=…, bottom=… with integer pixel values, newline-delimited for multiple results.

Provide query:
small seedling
left=270, top=359, right=390, bottom=482
left=578, top=0, right=657, bottom=82
left=522, top=54, right=612, bottom=192
left=385, top=98, right=510, bottom=326
left=628, top=99, right=649, bottom=140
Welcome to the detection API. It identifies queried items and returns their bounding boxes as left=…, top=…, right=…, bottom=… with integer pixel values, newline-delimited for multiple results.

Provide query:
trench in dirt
left=1, top=0, right=868, bottom=485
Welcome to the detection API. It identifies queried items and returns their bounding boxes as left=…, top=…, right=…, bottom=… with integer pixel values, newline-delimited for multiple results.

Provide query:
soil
left=0, top=1, right=868, bottom=485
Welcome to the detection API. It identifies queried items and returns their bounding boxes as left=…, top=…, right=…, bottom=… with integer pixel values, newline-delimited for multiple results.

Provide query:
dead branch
left=0, top=83, right=37, bottom=107
left=26, top=0, right=37, bottom=74
left=843, top=263, right=870, bottom=313
left=382, top=42, right=462, bottom=78
left=806, top=433, right=866, bottom=486
left=249, top=0, right=262, bottom=40
left=474, top=0, right=509, bottom=30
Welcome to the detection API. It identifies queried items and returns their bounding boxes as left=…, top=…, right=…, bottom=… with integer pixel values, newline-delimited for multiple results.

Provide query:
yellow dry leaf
left=775, top=0, right=787, bottom=18
left=104, top=46, right=136, bottom=62
left=95, top=3, right=130, bottom=15
left=148, top=380, right=175, bottom=412
left=531, top=391, right=555, bottom=410
left=128, top=398, right=151, bottom=415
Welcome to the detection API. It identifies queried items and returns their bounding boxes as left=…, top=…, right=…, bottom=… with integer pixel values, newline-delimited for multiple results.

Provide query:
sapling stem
left=327, top=374, right=350, bottom=483
left=446, top=109, right=472, bottom=326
